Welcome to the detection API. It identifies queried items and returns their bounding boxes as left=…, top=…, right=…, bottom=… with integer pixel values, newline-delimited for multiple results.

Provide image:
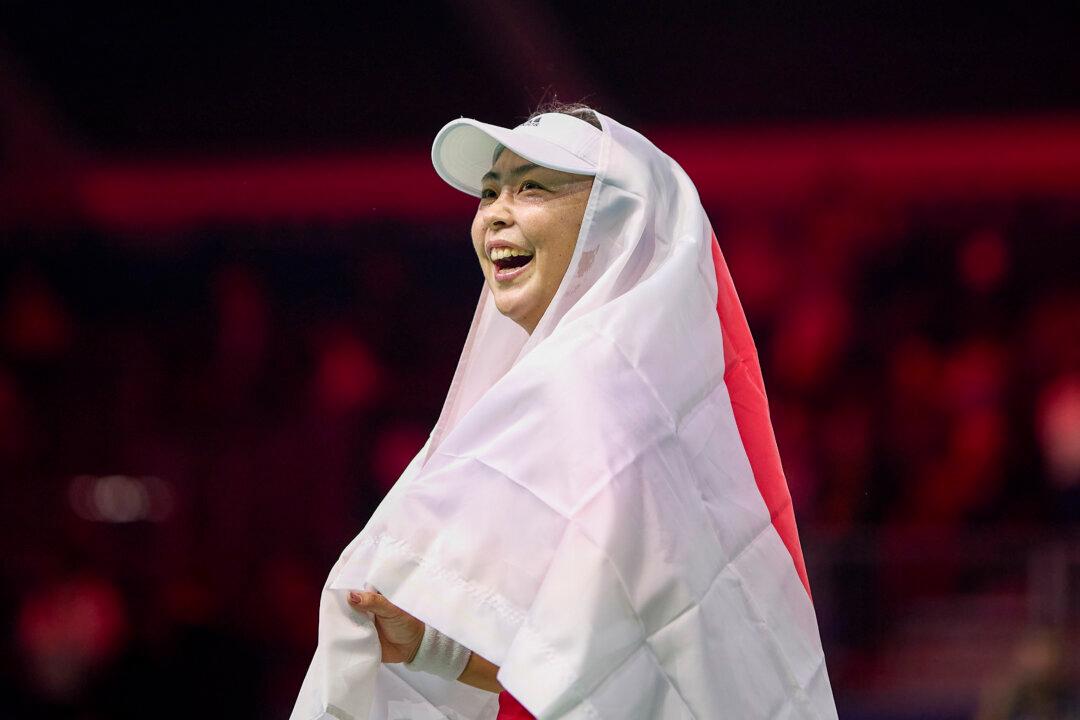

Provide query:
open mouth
left=493, top=254, right=533, bottom=271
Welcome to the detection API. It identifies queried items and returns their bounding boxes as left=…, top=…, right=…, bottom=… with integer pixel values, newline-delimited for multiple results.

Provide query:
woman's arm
left=348, top=590, right=503, bottom=692
left=457, top=651, right=504, bottom=693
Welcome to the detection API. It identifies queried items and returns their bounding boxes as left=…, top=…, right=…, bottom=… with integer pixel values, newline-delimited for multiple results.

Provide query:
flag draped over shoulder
left=291, top=112, right=838, bottom=720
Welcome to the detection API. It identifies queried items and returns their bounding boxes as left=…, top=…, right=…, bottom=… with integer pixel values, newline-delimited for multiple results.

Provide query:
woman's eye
left=480, top=188, right=497, bottom=200
left=520, top=180, right=543, bottom=191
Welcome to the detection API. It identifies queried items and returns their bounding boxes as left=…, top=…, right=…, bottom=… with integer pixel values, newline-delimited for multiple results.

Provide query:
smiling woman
left=291, top=103, right=837, bottom=720
left=472, top=151, right=593, bottom=335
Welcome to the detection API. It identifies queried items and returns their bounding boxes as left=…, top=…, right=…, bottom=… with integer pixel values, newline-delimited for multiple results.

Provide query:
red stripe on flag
left=497, top=692, right=535, bottom=720
left=710, top=232, right=812, bottom=599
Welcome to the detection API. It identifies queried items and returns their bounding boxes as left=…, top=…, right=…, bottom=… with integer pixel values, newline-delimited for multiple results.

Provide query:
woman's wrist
left=403, top=623, right=473, bottom=681
left=455, top=651, right=504, bottom=694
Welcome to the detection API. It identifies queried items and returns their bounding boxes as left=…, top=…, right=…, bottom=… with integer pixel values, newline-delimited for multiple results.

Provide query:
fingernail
left=349, top=591, right=363, bottom=604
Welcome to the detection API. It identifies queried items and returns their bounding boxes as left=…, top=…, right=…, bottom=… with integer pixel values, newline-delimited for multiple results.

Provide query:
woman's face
left=471, top=149, right=594, bottom=334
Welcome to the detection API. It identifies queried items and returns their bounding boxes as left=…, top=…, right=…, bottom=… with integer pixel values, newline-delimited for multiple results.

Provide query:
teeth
left=489, top=247, right=533, bottom=261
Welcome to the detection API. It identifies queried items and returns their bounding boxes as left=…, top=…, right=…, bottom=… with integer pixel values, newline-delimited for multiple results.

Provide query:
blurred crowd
left=0, top=191, right=1077, bottom=718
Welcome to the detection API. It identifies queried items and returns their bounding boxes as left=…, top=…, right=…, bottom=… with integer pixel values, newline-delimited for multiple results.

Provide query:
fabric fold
left=291, top=112, right=837, bottom=719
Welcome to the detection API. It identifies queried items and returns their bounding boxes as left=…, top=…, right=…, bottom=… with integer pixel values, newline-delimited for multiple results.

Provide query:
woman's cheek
left=470, top=231, right=485, bottom=264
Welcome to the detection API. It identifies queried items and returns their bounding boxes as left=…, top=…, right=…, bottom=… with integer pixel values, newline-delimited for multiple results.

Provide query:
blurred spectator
left=211, top=264, right=270, bottom=412
left=15, top=571, right=127, bottom=708
left=1, top=269, right=72, bottom=362
left=371, top=421, right=429, bottom=495
left=310, top=323, right=381, bottom=417
left=1037, top=374, right=1080, bottom=522
left=977, top=627, right=1080, bottom=720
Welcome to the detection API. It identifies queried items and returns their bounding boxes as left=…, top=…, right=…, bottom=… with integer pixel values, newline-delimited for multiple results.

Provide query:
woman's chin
left=492, top=291, right=538, bottom=330
left=493, top=295, right=527, bottom=322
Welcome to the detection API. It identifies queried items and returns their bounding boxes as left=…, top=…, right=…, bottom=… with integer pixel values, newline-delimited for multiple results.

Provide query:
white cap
left=431, top=112, right=602, bottom=197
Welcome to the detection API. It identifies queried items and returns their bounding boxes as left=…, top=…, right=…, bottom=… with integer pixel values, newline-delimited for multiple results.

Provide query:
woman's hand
left=347, top=589, right=504, bottom=693
left=347, top=590, right=424, bottom=664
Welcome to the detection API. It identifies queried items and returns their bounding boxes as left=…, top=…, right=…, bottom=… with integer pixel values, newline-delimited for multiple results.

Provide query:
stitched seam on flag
left=367, top=453, right=673, bottom=712
left=357, top=533, right=528, bottom=627
left=381, top=659, right=469, bottom=720
left=357, top=532, right=599, bottom=716
left=325, top=705, right=353, bottom=720
left=727, top=558, right=823, bottom=720
left=518, top=621, right=604, bottom=720
left=513, top=620, right=601, bottom=720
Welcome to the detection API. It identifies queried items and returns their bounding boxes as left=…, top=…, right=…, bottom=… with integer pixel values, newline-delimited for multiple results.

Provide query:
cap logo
left=521, top=116, right=543, bottom=128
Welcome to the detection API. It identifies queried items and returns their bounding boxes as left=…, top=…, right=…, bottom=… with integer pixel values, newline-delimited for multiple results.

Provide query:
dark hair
left=525, top=100, right=602, bottom=130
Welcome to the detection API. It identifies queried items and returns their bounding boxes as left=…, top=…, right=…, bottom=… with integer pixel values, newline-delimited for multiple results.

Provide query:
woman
left=291, top=105, right=837, bottom=719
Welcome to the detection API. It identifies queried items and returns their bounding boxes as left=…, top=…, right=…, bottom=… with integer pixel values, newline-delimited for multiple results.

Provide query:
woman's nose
left=483, top=189, right=513, bottom=228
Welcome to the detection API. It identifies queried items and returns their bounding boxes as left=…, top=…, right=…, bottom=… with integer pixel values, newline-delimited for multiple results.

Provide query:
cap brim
left=431, top=118, right=597, bottom=197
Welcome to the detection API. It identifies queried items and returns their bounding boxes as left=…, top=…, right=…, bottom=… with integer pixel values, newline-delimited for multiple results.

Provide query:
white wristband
left=403, top=623, right=473, bottom=681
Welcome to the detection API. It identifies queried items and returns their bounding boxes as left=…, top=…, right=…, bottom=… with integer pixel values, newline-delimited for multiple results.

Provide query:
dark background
left=1, top=3, right=1079, bottom=718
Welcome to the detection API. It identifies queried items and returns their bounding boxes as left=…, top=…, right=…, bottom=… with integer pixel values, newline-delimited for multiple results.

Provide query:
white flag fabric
left=291, top=111, right=838, bottom=720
